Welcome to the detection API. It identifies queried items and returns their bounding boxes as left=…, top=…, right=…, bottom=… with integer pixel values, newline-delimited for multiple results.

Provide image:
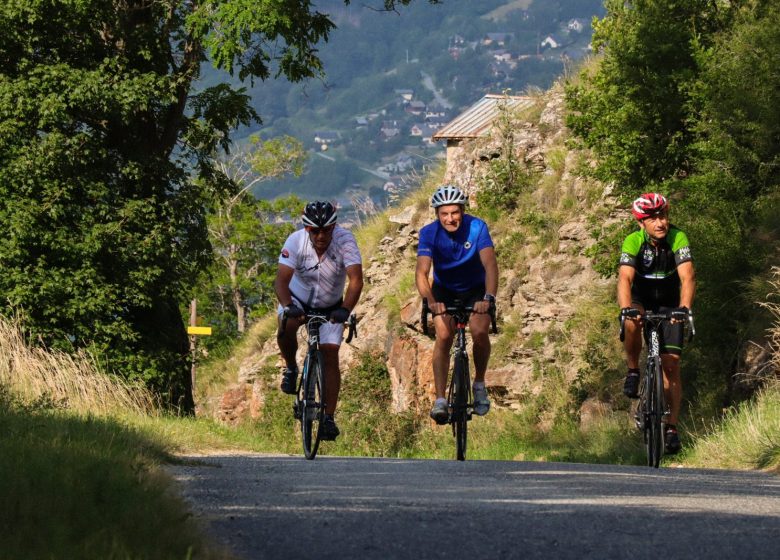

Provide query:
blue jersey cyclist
left=415, top=185, right=499, bottom=424
left=618, top=193, right=696, bottom=455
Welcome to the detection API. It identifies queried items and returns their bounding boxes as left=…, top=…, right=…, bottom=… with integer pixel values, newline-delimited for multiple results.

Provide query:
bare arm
left=416, top=255, right=445, bottom=314
left=343, top=264, right=364, bottom=312
left=617, top=265, right=636, bottom=309
left=480, top=247, right=499, bottom=296
left=415, top=255, right=434, bottom=301
left=677, top=261, right=696, bottom=309
left=274, top=264, right=296, bottom=307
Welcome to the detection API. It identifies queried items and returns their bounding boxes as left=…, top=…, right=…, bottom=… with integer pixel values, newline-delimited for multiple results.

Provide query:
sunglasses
left=306, top=225, right=335, bottom=236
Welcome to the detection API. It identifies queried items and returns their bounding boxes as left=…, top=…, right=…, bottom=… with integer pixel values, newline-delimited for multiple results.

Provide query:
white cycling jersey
left=278, top=226, right=362, bottom=309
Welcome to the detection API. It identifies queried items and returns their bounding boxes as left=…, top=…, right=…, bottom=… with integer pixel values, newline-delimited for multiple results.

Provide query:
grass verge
left=681, top=382, right=780, bottom=472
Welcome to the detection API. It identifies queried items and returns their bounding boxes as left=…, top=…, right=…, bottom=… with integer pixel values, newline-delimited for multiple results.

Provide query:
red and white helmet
left=631, top=193, right=668, bottom=220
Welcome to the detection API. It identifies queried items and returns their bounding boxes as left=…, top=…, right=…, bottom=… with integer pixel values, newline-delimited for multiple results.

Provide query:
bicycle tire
left=453, top=355, right=469, bottom=461
left=301, top=351, right=325, bottom=460
left=645, top=356, right=664, bottom=468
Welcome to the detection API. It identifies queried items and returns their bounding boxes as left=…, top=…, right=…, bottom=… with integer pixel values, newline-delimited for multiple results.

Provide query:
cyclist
left=415, top=185, right=499, bottom=425
left=618, top=193, right=695, bottom=454
left=274, top=201, right=364, bottom=441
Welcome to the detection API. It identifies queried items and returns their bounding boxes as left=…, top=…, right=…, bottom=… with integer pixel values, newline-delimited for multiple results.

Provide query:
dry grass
left=761, top=266, right=780, bottom=375
left=683, top=268, right=780, bottom=471
left=0, top=317, right=156, bottom=415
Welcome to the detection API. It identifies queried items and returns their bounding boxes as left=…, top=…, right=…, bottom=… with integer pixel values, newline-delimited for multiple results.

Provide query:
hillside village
left=264, top=12, right=596, bottom=206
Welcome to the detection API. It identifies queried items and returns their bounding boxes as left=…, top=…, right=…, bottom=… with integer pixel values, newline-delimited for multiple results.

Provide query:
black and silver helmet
left=430, top=184, right=467, bottom=208
left=302, top=201, right=337, bottom=228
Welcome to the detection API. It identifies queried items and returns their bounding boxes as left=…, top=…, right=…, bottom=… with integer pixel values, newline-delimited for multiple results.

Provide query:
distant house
left=380, top=120, right=401, bottom=139
left=425, top=103, right=448, bottom=119
left=433, top=93, right=535, bottom=178
left=394, top=89, right=414, bottom=103
left=409, top=123, right=426, bottom=137
left=482, top=32, right=514, bottom=47
left=490, top=49, right=513, bottom=63
left=541, top=35, right=561, bottom=50
left=355, top=116, right=368, bottom=127
left=313, top=131, right=340, bottom=145
left=567, top=18, right=584, bottom=33
left=425, top=115, right=449, bottom=129
left=405, top=100, right=426, bottom=115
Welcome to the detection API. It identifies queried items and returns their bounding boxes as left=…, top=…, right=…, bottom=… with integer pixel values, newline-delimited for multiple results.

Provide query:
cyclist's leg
left=660, top=354, right=681, bottom=424
left=276, top=303, right=304, bottom=393
left=277, top=298, right=307, bottom=364
left=659, top=315, right=684, bottom=426
left=469, top=312, right=491, bottom=383
left=432, top=314, right=455, bottom=399
left=622, top=302, right=645, bottom=397
left=318, top=321, right=345, bottom=416
left=623, top=301, right=645, bottom=369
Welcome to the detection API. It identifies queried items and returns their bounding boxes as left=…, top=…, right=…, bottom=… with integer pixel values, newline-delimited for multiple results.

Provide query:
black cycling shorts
left=432, top=284, right=486, bottom=308
left=633, top=301, right=684, bottom=356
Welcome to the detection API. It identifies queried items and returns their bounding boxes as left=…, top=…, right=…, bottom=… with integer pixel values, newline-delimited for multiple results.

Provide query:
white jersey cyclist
left=278, top=226, right=362, bottom=309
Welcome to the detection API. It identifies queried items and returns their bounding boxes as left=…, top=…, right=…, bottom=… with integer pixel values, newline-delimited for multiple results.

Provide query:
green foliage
left=196, top=196, right=301, bottom=351
left=565, top=0, right=732, bottom=194
left=568, top=0, right=780, bottom=420
left=0, top=1, right=433, bottom=409
left=584, top=220, right=635, bottom=279
left=475, top=99, right=535, bottom=213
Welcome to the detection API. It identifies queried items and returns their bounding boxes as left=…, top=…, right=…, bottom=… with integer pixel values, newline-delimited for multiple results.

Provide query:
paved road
left=170, top=454, right=780, bottom=559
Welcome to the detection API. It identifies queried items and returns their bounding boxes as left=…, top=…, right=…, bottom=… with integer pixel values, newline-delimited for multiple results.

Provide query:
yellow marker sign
left=187, top=326, right=212, bottom=336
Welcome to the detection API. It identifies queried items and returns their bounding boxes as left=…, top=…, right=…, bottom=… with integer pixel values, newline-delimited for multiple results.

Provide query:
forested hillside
left=211, top=0, right=604, bottom=203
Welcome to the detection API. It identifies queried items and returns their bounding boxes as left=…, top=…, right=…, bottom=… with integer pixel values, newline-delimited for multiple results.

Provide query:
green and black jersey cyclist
left=415, top=185, right=499, bottom=424
left=618, top=193, right=696, bottom=454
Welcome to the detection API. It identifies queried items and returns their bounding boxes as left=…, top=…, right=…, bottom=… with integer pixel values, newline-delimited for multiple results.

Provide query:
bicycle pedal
left=292, top=399, right=302, bottom=420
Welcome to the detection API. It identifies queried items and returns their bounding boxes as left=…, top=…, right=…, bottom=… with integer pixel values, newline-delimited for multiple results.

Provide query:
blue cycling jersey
left=417, top=214, right=494, bottom=292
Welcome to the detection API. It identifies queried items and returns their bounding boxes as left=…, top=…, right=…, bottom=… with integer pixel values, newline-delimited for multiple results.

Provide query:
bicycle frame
left=422, top=297, right=497, bottom=461
left=620, top=309, right=695, bottom=468
left=282, top=309, right=357, bottom=460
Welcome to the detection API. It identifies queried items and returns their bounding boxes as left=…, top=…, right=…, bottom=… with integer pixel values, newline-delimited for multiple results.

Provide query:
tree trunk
left=229, top=257, right=245, bottom=332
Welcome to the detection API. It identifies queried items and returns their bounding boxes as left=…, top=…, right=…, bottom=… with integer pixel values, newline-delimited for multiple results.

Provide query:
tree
left=207, top=136, right=305, bottom=334
left=565, top=0, right=734, bottom=194
left=0, top=0, right=435, bottom=412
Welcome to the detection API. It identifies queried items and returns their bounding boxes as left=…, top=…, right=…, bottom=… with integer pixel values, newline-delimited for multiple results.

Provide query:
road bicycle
left=422, top=298, right=497, bottom=461
left=283, top=309, right=356, bottom=460
left=620, top=308, right=694, bottom=468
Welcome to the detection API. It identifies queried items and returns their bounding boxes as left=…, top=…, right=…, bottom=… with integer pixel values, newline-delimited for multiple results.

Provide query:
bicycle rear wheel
left=301, top=351, right=325, bottom=460
left=645, top=356, right=664, bottom=468
left=452, top=355, right=469, bottom=461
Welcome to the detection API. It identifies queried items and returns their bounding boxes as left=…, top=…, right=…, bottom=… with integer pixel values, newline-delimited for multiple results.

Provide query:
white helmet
left=430, top=185, right=467, bottom=208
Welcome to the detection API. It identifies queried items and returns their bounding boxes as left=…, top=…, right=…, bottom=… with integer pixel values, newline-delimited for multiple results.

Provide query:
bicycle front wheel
left=452, top=355, right=469, bottom=461
left=301, top=351, right=326, bottom=460
left=645, top=356, right=664, bottom=468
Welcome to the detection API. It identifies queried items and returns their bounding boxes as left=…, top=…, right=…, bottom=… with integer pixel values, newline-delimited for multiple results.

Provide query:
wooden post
left=189, top=298, right=197, bottom=397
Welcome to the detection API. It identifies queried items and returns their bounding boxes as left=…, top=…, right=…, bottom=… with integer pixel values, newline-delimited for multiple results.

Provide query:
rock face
left=217, top=86, right=619, bottom=423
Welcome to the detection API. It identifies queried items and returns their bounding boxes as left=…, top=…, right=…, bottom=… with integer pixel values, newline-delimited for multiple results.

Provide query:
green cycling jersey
left=619, top=226, right=692, bottom=308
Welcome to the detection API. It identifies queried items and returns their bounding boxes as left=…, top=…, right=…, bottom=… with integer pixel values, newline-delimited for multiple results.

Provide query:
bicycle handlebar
left=421, top=297, right=498, bottom=336
left=618, top=309, right=695, bottom=343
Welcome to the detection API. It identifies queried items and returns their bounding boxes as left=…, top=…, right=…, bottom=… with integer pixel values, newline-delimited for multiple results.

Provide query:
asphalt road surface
left=170, top=454, right=780, bottom=560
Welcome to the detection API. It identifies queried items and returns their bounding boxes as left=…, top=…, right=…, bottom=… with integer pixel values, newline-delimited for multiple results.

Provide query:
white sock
left=473, top=381, right=485, bottom=390
left=435, top=397, right=447, bottom=406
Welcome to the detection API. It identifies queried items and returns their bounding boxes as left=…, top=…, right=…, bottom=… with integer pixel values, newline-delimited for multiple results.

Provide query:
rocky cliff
left=214, top=85, right=623, bottom=424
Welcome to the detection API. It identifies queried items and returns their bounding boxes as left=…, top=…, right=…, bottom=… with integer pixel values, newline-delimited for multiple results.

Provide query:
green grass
left=681, top=382, right=780, bottom=472
left=0, top=391, right=233, bottom=560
